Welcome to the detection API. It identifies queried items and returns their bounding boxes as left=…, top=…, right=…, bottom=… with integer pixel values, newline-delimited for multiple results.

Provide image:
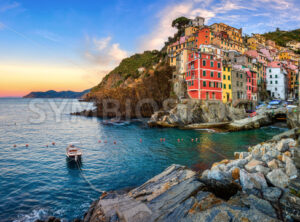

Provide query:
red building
left=195, top=27, right=211, bottom=48
left=246, top=71, right=257, bottom=101
left=186, top=52, right=222, bottom=100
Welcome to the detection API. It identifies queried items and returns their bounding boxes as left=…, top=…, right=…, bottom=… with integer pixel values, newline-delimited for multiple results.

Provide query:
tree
left=171, top=17, right=191, bottom=30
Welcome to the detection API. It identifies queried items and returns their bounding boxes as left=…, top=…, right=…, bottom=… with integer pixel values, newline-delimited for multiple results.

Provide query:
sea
left=0, top=98, right=288, bottom=221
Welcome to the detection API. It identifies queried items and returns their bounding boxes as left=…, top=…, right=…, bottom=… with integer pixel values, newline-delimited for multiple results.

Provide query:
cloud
left=0, top=1, right=20, bottom=12
left=0, top=22, right=5, bottom=30
left=93, top=36, right=111, bottom=51
left=35, top=30, right=62, bottom=42
left=84, top=35, right=129, bottom=68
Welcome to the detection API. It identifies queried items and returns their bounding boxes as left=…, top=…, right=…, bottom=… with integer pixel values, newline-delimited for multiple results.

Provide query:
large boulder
left=245, top=159, right=263, bottom=172
left=266, top=169, right=289, bottom=189
left=239, top=169, right=268, bottom=190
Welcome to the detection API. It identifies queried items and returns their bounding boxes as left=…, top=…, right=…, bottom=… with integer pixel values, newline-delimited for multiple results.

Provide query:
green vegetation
left=163, top=16, right=191, bottom=49
left=91, top=50, right=163, bottom=92
left=262, top=28, right=300, bottom=47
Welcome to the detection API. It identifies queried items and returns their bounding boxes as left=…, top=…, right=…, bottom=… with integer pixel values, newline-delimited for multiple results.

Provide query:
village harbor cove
left=2, top=1, right=300, bottom=221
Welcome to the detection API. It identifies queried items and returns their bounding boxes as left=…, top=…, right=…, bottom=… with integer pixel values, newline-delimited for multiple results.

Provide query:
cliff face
left=83, top=51, right=174, bottom=118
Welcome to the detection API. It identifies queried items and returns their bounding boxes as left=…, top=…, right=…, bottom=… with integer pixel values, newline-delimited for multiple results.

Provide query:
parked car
left=267, top=100, right=282, bottom=109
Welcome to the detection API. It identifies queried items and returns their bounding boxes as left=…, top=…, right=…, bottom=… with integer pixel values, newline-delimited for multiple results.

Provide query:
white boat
left=66, top=144, right=82, bottom=161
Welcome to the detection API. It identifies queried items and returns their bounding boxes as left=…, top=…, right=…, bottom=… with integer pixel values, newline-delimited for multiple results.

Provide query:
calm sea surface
left=0, top=98, right=287, bottom=221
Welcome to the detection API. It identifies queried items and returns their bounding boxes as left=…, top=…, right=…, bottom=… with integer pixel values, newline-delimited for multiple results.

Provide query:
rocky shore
left=77, top=134, right=299, bottom=222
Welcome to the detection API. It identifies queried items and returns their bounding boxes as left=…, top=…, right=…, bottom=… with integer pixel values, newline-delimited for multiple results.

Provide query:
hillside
left=84, top=50, right=174, bottom=118
left=262, top=28, right=300, bottom=47
left=23, top=89, right=90, bottom=98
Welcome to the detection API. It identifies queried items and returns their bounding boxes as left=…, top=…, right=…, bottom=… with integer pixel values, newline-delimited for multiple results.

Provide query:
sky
left=0, top=0, right=299, bottom=97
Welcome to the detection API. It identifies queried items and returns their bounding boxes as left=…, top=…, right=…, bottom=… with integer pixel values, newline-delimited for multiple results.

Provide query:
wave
left=13, top=209, right=49, bottom=222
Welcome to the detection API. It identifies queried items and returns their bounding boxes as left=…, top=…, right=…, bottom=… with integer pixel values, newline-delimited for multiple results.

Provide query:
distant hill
left=262, top=28, right=300, bottom=47
left=23, top=89, right=90, bottom=98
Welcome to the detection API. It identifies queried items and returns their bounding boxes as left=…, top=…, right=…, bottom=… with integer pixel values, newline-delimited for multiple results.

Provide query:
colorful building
left=186, top=52, right=222, bottom=100
left=210, top=23, right=243, bottom=52
left=222, top=65, right=232, bottom=103
left=195, top=27, right=211, bottom=48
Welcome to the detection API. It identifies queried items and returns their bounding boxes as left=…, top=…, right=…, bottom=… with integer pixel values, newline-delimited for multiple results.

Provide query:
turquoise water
left=0, top=98, right=287, bottom=221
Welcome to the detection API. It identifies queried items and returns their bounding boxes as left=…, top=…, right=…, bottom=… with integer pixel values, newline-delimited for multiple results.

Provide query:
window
left=275, top=80, right=278, bottom=84
left=223, top=67, right=226, bottom=71
left=203, top=81, right=206, bottom=87
left=228, top=67, right=231, bottom=72
left=240, top=74, right=243, bottom=78
left=229, top=84, right=231, bottom=89
left=228, top=76, right=230, bottom=80
left=211, top=61, right=214, bottom=67
left=275, top=75, right=278, bottom=78
left=218, top=73, right=221, bottom=78
left=270, top=81, right=273, bottom=84
left=269, top=69, right=271, bottom=73
left=275, top=87, right=277, bottom=91
left=237, top=82, right=239, bottom=86
left=210, top=72, right=214, bottom=77
left=236, top=73, right=238, bottom=78
left=203, top=60, right=206, bottom=66
left=203, top=70, right=206, bottom=76
left=210, top=55, right=213, bottom=60
left=218, top=63, right=221, bottom=68
left=224, top=84, right=226, bottom=89
left=223, top=75, right=226, bottom=80
left=270, top=75, right=272, bottom=78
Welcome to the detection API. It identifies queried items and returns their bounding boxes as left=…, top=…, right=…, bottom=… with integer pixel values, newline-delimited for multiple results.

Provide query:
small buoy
left=140, top=139, right=142, bottom=142
left=13, top=144, right=16, bottom=148
left=46, top=145, right=48, bottom=147
left=52, top=142, right=55, bottom=146
left=196, top=138, right=198, bottom=141
left=191, top=139, right=194, bottom=142
left=98, top=140, right=101, bottom=143
left=163, top=138, right=165, bottom=142
left=114, top=141, right=116, bottom=144
left=104, top=140, right=107, bottom=143
left=181, top=138, right=183, bottom=141
left=160, top=138, right=163, bottom=142
left=177, top=139, right=180, bottom=142
left=25, top=144, right=29, bottom=147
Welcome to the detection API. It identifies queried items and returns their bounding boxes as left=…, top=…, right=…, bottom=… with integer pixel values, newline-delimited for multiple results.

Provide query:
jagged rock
left=203, top=169, right=231, bottom=181
left=244, top=194, right=277, bottom=218
left=239, top=152, right=249, bottom=159
left=266, top=149, right=281, bottom=159
left=232, top=168, right=240, bottom=180
left=255, top=165, right=270, bottom=175
left=277, top=140, right=290, bottom=152
left=239, top=169, right=268, bottom=190
left=267, top=169, right=289, bottom=188
left=245, top=159, right=263, bottom=172
left=234, top=152, right=240, bottom=159
left=226, top=159, right=248, bottom=169
left=267, top=159, right=279, bottom=169
left=262, top=187, right=282, bottom=202
left=285, top=156, right=298, bottom=178
left=284, top=151, right=292, bottom=157
left=262, top=154, right=273, bottom=163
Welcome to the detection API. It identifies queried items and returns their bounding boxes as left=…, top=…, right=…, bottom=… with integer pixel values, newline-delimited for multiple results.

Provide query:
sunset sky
left=0, top=0, right=299, bottom=97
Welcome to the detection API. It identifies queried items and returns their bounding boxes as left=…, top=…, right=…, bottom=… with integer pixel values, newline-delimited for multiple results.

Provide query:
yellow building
left=210, top=23, right=243, bottom=52
left=184, top=26, right=199, bottom=36
left=167, top=36, right=196, bottom=66
left=247, top=37, right=258, bottom=50
left=252, top=34, right=266, bottom=45
left=222, top=65, right=232, bottom=103
left=279, top=51, right=292, bottom=60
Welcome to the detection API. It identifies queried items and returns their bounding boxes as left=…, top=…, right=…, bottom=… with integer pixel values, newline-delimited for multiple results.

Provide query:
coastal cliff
left=82, top=136, right=300, bottom=222
left=81, top=51, right=174, bottom=118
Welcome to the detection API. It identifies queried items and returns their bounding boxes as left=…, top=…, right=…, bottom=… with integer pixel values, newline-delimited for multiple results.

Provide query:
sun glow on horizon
left=0, top=62, right=102, bottom=97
